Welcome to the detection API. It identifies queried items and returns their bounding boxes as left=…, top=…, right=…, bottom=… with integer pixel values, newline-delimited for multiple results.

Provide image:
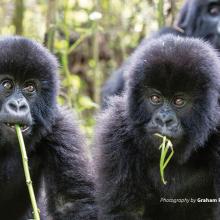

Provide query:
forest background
left=0, top=0, right=184, bottom=138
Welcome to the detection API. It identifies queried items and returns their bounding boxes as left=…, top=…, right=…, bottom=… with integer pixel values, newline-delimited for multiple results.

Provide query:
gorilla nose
left=5, top=99, right=29, bottom=117
left=154, top=113, right=176, bottom=128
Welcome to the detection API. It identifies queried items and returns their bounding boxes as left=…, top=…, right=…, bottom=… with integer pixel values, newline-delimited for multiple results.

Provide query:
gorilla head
left=0, top=37, right=58, bottom=145
left=127, top=35, right=220, bottom=162
left=0, top=37, right=96, bottom=220
left=177, top=0, right=220, bottom=49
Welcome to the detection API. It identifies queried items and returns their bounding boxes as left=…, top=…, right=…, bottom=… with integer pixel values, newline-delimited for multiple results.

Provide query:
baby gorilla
left=0, top=37, right=96, bottom=220
left=94, top=35, right=220, bottom=220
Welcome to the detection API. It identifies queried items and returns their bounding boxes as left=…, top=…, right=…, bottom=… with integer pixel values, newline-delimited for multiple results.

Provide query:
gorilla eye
left=173, top=97, right=186, bottom=108
left=23, top=83, right=36, bottom=93
left=150, top=95, right=162, bottom=105
left=208, top=4, right=220, bottom=16
left=2, top=80, right=13, bottom=90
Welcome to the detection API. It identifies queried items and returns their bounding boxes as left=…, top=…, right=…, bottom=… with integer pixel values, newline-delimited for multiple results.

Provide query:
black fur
left=101, top=27, right=183, bottom=109
left=94, top=35, right=220, bottom=220
left=0, top=36, right=96, bottom=220
left=102, top=0, right=220, bottom=108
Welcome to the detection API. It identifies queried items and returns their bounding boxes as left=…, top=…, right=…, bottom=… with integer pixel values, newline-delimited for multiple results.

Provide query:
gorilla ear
left=176, top=0, right=198, bottom=36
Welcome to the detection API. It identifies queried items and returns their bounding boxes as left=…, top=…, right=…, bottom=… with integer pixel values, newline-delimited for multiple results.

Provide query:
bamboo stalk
left=157, top=0, right=165, bottom=28
left=46, top=0, right=57, bottom=52
left=15, top=125, right=40, bottom=220
left=13, top=0, right=24, bottom=35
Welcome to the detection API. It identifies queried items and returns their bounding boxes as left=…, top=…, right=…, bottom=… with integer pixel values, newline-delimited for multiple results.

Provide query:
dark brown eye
left=173, top=97, right=186, bottom=107
left=150, top=95, right=162, bottom=105
left=2, top=80, right=13, bottom=90
left=209, top=5, right=220, bottom=16
left=23, top=83, right=36, bottom=93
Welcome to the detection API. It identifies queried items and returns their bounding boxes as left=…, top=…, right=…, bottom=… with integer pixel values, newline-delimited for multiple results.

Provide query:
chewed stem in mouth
left=154, top=133, right=174, bottom=185
left=4, top=123, right=29, bottom=132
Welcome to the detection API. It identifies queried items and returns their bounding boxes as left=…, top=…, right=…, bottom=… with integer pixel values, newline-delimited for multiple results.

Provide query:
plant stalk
left=15, top=125, right=40, bottom=220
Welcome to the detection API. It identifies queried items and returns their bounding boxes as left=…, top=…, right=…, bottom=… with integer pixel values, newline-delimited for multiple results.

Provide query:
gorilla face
left=178, top=0, right=220, bottom=50
left=195, top=0, right=220, bottom=48
left=0, top=75, right=34, bottom=135
left=127, top=35, right=220, bottom=161
left=0, top=37, right=58, bottom=144
left=145, top=88, right=184, bottom=140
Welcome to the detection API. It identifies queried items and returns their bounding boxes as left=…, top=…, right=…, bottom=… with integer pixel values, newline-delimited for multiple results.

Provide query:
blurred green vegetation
left=0, top=0, right=183, bottom=138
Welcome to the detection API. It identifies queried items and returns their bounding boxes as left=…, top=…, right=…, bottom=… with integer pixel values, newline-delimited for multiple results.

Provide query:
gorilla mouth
left=149, top=128, right=179, bottom=140
left=4, top=123, right=30, bottom=132
left=155, top=132, right=172, bottom=139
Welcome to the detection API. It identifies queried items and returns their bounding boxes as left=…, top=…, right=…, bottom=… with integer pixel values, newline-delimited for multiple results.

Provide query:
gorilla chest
left=0, top=152, right=41, bottom=199
left=145, top=163, right=215, bottom=220
left=148, top=162, right=213, bottom=198
left=0, top=155, right=24, bottom=182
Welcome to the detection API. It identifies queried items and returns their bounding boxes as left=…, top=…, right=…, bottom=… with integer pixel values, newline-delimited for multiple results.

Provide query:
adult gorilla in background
left=101, top=0, right=220, bottom=108
left=94, top=35, right=220, bottom=220
left=177, top=0, right=220, bottom=49
left=0, top=37, right=96, bottom=220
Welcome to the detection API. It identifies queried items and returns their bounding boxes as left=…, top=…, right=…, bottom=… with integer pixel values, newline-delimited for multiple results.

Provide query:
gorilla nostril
left=153, top=113, right=177, bottom=128
left=166, top=119, right=174, bottom=126
left=5, top=99, right=29, bottom=115
left=19, top=104, right=27, bottom=111
left=155, top=117, right=163, bottom=126
left=8, top=102, right=18, bottom=112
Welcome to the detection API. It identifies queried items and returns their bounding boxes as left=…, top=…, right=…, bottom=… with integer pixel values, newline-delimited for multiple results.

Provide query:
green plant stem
left=15, top=125, right=40, bottom=220
left=157, top=0, right=165, bottom=28
left=162, top=140, right=174, bottom=170
left=68, top=33, right=89, bottom=54
left=155, top=133, right=174, bottom=185
left=159, top=136, right=167, bottom=184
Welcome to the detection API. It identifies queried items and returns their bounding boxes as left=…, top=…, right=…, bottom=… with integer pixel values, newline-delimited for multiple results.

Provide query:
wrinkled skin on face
left=145, top=88, right=184, bottom=141
left=0, top=76, right=36, bottom=141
